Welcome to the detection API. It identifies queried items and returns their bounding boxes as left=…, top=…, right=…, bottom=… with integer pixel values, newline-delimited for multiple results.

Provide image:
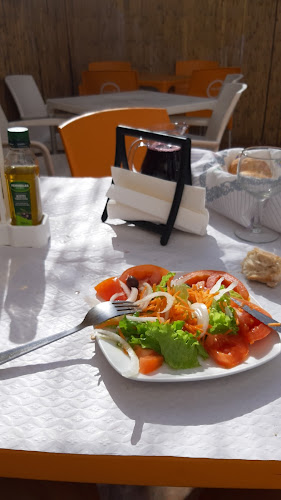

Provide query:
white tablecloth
left=0, top=176, right=281, bottom=460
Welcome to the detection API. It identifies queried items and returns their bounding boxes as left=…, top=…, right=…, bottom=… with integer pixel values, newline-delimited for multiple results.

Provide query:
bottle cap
left=7, top=127, right=30, bottom=148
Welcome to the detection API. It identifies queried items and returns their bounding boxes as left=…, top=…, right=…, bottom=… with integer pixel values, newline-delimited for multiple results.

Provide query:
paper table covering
left=0, top=176, right=281, bottom=461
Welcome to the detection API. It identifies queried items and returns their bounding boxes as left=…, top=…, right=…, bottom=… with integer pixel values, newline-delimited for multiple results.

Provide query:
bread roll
left=228, top=157, right=272, bottom=178
left=242, top=247, right=281, bottom=287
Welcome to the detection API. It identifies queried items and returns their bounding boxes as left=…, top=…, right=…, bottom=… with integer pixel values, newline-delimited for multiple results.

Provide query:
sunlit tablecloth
left=0, top=176, right=281, bottom=460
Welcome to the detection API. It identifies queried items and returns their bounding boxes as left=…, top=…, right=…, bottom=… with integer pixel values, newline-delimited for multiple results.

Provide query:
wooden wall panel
left=263, top=0, right=281, bottom=145
left=0, top=0, right=281, bottom=148
left=233, top=0, right=278, bottom=145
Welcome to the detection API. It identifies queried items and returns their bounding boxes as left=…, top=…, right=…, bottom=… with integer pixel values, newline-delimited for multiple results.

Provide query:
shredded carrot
left=268, top=322, right=281, bottom=327
left=187, top=285, right=215, bottom=308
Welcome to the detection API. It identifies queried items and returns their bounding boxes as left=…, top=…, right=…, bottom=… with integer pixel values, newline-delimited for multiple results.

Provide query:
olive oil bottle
left=4, top=127, right=43, bottom=226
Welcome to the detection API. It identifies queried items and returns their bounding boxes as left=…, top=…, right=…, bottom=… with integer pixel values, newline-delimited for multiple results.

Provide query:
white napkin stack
left=106, top=167, right=209, bottom=236
left=191, top=148, right=281, bottom=234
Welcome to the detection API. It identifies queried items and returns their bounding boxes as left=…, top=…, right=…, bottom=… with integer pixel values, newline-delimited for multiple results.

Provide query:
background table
left=0, top=175, right=281, bottom=488
left=47, top=90, right=216, bottom=116
left=138, top=73, right=190, bottom=93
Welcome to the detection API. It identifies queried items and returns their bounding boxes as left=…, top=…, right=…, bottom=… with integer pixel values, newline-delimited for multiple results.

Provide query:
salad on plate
left=93, top=265, right=277, bottom=379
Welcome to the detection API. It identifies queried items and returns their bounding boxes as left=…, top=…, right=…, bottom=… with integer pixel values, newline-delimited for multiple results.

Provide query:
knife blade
left=231, top=297, right=281, bottom=334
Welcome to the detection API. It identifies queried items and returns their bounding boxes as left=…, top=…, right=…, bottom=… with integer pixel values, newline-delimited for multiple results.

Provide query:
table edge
left=1, top=449, right=281, bottom=488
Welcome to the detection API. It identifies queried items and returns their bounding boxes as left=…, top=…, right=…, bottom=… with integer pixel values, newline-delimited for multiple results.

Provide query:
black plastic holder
left=102, top=125, right=192, bottom=246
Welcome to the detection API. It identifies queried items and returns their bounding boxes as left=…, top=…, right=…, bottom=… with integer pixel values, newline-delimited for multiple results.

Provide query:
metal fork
left=0, top=301, right=139, bottom=366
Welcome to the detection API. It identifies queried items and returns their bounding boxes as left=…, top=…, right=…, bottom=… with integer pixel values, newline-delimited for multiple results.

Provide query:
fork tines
left=113, top=300, right=139, bottom=311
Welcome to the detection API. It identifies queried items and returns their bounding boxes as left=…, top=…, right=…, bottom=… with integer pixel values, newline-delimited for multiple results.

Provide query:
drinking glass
left=128, top=121, right=188, bottom=181
left=234, top=146, right=281, bottom=243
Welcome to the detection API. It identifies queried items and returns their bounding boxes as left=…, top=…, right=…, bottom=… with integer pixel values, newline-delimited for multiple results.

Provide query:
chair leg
left=49, top=126, right=58, bottom=154
left=30, top=140, right=55, bottom=176
left=228, top=129, right=232, bottom=149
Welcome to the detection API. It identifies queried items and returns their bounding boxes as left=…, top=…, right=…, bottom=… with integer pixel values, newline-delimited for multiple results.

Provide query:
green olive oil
left=4, top=127, right=43, bottom=226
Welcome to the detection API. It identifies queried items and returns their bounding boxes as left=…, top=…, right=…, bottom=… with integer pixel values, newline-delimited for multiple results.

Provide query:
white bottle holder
left=0, top=213, right=50, bottom=248
left=0, top=134, right=50, bottom=248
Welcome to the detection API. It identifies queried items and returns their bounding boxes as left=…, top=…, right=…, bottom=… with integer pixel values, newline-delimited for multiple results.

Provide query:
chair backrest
left=88, top=61, right=132, bottom=71
left=175, top=60, right=219, bottom=77
left=223, top=73, right=244, bottom=85
left=205, top=82, right=247, bottom=142
left=187, top=67, right=241, bottom=97
left=58, top=107, right=171, bottom=177
left=5, top=75, right=52, bottom=144
left=79, top=70, right=139, bottom=95
left=5, top=75, right=47, bottom=118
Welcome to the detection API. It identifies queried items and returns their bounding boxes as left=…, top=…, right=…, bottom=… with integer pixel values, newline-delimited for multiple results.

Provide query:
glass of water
left=234, top=146, right=281, bottom=243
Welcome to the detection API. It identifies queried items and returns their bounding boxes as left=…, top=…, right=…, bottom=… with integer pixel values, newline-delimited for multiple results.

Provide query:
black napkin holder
left=102, top=125, right=192, bottom=246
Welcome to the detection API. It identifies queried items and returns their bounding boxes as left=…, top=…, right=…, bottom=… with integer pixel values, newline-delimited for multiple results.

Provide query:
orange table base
left=1, top=450, right=281, bottom=489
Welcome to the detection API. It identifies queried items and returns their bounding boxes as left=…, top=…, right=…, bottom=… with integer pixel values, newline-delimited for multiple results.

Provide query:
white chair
left=4, top=75, right=66, bottom=152
left=206, top=73, right=244, bottom=97
left=181, top=75, right=244, bottom=148
left=223, top=73, right=244, bottom=84
left=0, top=103, right=55, bottom=176
left=182, top=82, right=247, bottom=152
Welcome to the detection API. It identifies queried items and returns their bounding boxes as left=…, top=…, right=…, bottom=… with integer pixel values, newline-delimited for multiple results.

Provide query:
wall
left=0, top=0, right=281, bottom=147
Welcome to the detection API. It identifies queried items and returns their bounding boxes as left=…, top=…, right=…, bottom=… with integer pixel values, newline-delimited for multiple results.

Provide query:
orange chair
left=88, top=61, right=132, bottom=71
left=79, top=70, right=139, bottom=95
left=186, top=67, right=242, bottom=98
left=58, top=107, right=171, bottom=177
left=184, top=67, right=242, bottom=147
left=175, top=60, right=220, bottom=94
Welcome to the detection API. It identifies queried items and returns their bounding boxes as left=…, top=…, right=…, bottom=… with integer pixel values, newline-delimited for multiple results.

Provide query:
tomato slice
left=206, top=272, right=250, bottom=300
left=119, top=264, right=170, bottom=286
left=179, top=270, right=250, bottom=300
left=204, top=333, right=249, bottom=368
left=95, top=265, right=170, bottom=301
left=134, top=345, right=164, bottom=374
left=246, top=323, right=273, bottom=344
left=94, top=277, right=127, bottom=301
left=179, top=270, right=215, bottom=287
left=231, top=299, right=273, bottom=344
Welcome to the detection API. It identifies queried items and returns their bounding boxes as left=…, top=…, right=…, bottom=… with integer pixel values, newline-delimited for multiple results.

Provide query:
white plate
left=95, top=280, right=281, bottom=381
left=97, top=329, right=281, bottom=382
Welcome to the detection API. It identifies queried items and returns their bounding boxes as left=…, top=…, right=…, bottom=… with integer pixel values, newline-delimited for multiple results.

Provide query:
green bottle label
left=10, top=181, right=32, bottom=225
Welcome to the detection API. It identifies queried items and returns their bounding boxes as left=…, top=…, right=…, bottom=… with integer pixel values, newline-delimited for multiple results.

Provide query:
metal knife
left=231, top=297, right=281, bottom=333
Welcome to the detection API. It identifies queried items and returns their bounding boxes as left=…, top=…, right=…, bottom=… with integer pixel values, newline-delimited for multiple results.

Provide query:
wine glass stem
left=252, top=198, right=266, bottom=233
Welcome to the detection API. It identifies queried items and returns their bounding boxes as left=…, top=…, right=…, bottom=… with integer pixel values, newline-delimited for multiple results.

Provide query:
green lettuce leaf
left=208, top=296, right=238, bottom=335
left=155, top=272, right=175, bottom=290
left=173, top=283, right=190, bottom=301
left=119, top=317, right=208, bottom=369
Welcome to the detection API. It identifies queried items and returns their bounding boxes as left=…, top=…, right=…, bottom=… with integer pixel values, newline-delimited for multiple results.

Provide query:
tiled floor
left=0, top=479, right=192, bottom=499
left=97, top=485, right=192, bottom=499
left=3, top=481, right=281, bottom=500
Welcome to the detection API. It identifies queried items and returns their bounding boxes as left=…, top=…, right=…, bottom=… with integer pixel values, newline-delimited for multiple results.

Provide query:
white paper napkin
left=106, top=167, right=209, bottom=236
left=192, top=148, right=281, bottom=234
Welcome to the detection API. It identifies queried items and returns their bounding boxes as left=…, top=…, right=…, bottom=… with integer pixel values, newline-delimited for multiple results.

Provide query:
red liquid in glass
left=140, top=142, right=181, bottom=181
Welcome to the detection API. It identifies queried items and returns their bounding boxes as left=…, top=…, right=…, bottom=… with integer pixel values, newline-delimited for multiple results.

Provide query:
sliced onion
left=209, top=276, right=225, bottom=295
left=126, top=287, right=139, bottom=302
left=110, top=292, right=125, bottom=302
left=126, top=315, right=164, bottom=323
left=170, top=275, right=188, bottom=287
left=135, top=291, right=174, bottom=314
left=94, top=329, right=139, bottom=377
left=119, top=279, right=130, bottom=298
left=191, top=303, right=209, bottom=336
left=215, top=281, right=238, bottom=301
left=139, top=282, right=153, bottom=295
left=136, top=282, right=153, bottom=309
